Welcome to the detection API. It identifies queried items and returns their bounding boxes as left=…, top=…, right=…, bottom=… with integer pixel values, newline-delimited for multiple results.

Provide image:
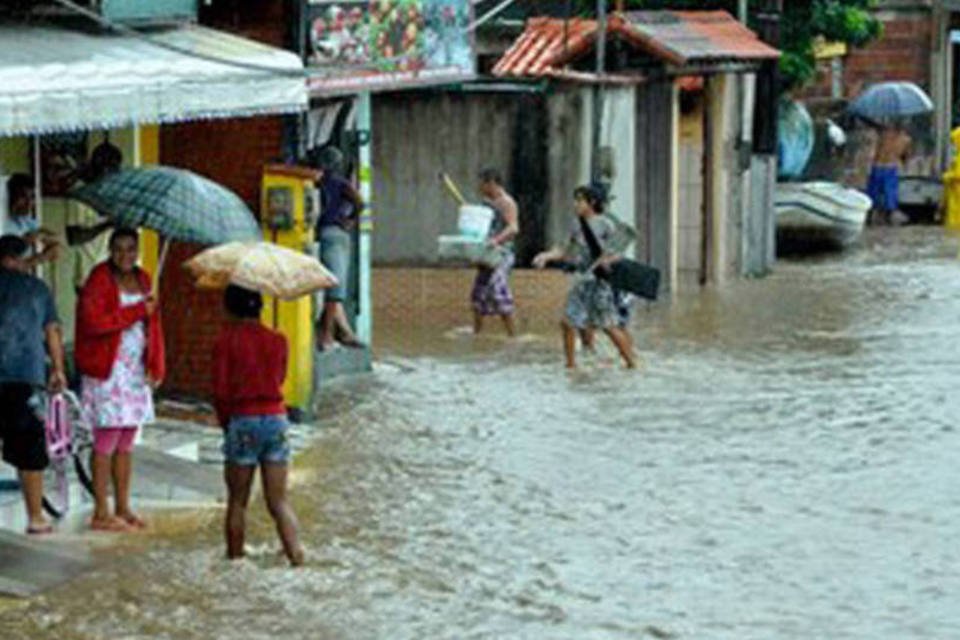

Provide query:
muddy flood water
left=3, top=228, right=960, bottom=639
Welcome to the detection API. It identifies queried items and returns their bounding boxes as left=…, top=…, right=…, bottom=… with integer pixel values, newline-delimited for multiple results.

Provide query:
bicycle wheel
left=41, top=458, right=70, bottom=519
left=72, top=449, right=94, bottom=497
left=65, top=395, right=95, bottom=499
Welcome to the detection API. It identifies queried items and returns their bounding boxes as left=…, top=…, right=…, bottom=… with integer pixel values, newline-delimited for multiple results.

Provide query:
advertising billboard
left=304, top=0, right=476, bottom=95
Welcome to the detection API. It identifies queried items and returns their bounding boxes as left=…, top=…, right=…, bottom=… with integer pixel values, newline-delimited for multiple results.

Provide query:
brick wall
left=158, top=1, right=291, bottom=398
left=800, top=10, right=934, bottom=102
left=843, top=13, right=933, bottom=95
left=199, top=0, right=288, bottom=48
left=159, top=117, right=285, bottom=397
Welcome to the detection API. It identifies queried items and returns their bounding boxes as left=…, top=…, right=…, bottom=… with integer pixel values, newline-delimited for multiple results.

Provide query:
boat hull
left=775, top=182, right=871, bottom=250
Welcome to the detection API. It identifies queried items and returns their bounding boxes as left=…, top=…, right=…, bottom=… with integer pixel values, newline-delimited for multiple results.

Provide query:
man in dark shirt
left=311, top=146, right=365, bottom=351
left=0, top=234, right=67, bottom=534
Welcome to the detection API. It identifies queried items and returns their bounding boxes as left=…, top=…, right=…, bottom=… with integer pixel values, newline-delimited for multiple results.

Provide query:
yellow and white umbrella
left=184, top=241, right=338, bottom=300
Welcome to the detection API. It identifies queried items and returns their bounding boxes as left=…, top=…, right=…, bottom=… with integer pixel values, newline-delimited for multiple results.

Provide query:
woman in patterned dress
left=75, top=228, right=165, bottom=532
left=533, top=185, right=636, bottom=369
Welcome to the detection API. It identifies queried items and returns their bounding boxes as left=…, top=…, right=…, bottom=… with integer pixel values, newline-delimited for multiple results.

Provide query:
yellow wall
left=0, top=136, right=29, bottom=174
left=137, top=125, right=160, bottom=277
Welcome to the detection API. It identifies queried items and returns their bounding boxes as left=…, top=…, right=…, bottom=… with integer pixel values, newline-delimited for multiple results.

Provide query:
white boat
left=775, top=181, right=871, bottom=249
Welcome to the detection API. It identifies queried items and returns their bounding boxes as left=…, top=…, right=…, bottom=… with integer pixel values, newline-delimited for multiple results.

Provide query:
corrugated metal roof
left=0, top=24, right=306, bottom=136
left=493, top=10, right=779, bottom=80
left=624, top=11, right=781, bottom=65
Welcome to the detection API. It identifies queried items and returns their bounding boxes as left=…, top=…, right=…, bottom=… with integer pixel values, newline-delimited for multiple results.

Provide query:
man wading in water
left=867, top=125, right=912, bottom=226
left=471, top=168, right=519, bottom=336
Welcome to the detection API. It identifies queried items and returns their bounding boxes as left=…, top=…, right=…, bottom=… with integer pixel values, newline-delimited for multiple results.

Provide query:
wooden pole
left=153, top=237, right=170, bottom=296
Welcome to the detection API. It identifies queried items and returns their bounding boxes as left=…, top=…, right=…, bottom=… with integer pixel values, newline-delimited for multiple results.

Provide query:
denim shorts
left=319, top=225, right=351, bottom=302
left=223, top=414, right=290, bottom=466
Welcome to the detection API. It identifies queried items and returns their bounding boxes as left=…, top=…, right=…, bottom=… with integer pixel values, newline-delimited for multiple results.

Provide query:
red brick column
left=159, top=117, right=284, bottom=397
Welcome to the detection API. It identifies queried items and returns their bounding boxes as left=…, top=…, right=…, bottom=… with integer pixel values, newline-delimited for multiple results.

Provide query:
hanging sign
left=304, top=0, right=476, bottom=94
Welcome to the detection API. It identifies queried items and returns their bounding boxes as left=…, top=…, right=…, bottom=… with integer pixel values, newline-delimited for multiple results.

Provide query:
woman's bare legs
left=91, top=452, right=128, bottom=530
left=334, top=305, right=363, bottom=346
left=113, top=452, right=144, bottom=528
left=500, top=313, right=516, bottom=337
left=318, top=301, right=340, bottom=350
left=261, top=463, right=304, bottom=566
left=603, top=327, right=636, bottom=369
left=224, top=464, right=256, bottom=559
left=579, top=328, right=596, bottom=353
left=562, top=320, right=577, bottom=368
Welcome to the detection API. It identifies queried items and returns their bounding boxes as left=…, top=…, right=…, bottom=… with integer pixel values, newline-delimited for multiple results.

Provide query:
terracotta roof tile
left=494, top=10, right=779, bottom=79
left=492, top=17, right=599, bottom=77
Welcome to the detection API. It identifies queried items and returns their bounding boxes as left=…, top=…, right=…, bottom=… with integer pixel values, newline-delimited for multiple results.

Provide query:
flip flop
left=26, top=523, right=54, bottom=535
left=337, top=336, right=366, bottom=349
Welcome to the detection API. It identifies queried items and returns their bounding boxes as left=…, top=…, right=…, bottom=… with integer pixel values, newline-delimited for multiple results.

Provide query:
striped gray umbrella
left=69, top=167, right=261, bottom=245
left=848, top=81, right=934, bottom=122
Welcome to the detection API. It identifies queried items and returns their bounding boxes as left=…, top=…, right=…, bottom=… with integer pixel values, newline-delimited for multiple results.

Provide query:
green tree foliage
left=574, top=0, right=882, bottom=89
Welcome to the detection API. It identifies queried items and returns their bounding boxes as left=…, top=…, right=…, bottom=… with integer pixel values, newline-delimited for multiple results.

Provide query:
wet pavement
left=2, top=227, right=960, bottom=639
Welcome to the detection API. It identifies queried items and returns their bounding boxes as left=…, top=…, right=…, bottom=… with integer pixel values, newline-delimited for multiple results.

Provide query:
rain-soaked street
left=2, top=228, right=960, bottom=639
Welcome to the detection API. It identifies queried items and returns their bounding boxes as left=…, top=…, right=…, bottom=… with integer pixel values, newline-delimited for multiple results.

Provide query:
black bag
left=579, top=216, right=661, bottom=301
left=606, top=259, right=661, bottom=300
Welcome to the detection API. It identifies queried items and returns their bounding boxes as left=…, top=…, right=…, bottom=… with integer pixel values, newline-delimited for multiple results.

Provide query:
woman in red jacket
left=75, top=227, right=164, bottom=532
left=213, top=285, right=303, bottom=566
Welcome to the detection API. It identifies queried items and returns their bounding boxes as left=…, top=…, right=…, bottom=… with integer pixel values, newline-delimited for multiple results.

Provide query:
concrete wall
left=675, top=74, right=755, bottom=289
left=599, top=86, right=637, bottom=247
left=373, top=87, right=595, bottom=265
left=636, top=80, right=678, bottom=293
left=715, top=73, right=742, bottom=284
left=545, top=86, right=591, bottom=248
left=677, top=92, right=705, bottom=291
left=372, top=91, right=519, bottom=264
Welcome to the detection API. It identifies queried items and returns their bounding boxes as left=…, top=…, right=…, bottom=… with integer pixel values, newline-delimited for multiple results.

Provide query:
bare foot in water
left=289, top=546, right=305, bottom=567
left=117, top=511, right=147, bottom=530
left=90, top=515, right=132, bottom=532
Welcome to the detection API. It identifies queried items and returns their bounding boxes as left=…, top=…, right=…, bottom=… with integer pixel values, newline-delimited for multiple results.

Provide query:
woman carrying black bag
left=533, top=185, right=636, bottom=369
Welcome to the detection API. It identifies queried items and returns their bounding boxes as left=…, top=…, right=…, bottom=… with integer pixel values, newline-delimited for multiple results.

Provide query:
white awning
left=0, top=24, right=307, bottom=136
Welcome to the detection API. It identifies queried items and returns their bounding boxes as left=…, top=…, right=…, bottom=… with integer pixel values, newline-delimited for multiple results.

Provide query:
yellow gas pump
left=260, top=164, right=321, bottom=413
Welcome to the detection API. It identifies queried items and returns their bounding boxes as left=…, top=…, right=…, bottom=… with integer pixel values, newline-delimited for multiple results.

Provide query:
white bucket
left=457, top=204, right=494, bottom=240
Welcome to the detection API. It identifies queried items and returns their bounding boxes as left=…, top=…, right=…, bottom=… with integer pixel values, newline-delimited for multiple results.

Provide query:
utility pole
left=738, top=0, right=748, bottom=24
left=752, top=0, right=782, bottom=155
left=591, top=0, right=607, bottom=184
left=751, top=0, right=782, bottom=273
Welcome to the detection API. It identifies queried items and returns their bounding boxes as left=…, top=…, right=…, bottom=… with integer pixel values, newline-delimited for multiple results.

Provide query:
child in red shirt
left=212, top=285, right=303, bottom=566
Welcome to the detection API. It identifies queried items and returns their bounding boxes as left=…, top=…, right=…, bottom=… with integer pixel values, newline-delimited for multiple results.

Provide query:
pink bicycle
left=42, top=390, right=94, bottom=519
